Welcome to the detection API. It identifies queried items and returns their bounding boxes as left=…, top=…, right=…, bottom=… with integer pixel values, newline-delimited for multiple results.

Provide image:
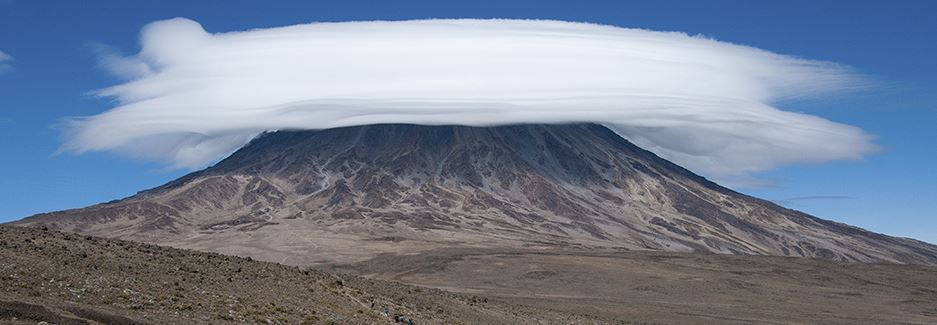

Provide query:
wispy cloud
left=85, top=43, right=153, bottom=81
left=0, top=50, right=12, bottom=74
left=65, top=18, right=877, bottom=182
left=773, top=195, right=856, bottom=207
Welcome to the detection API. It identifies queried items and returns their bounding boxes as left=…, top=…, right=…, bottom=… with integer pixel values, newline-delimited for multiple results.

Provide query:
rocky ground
left=4, top=224, right=937, bottom=324
left=0, top=225, right=610, bottom=324
left=327, top=248, right=937, bottom=325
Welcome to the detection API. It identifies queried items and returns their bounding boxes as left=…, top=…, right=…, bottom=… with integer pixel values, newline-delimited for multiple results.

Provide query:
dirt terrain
left=0, top=225, right=608, bottom=324
left=328, top=248, right=937, bottom=325
left=3, top=225, right=937, bottom=324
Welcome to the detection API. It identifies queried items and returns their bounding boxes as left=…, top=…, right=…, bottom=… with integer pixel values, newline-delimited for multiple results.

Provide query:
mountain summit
left=14, top=124, right=937, bottom=265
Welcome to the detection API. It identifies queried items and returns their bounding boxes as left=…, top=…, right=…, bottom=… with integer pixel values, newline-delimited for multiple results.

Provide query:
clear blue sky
left=1, top=0, right=935, bottom=243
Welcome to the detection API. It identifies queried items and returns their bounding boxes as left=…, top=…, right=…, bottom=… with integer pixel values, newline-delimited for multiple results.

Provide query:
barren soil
left=327, top=248, right=937, bottom=324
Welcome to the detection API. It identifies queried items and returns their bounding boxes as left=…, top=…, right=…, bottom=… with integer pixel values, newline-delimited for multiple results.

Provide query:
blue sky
left=1, top=0, right=935, bottom=243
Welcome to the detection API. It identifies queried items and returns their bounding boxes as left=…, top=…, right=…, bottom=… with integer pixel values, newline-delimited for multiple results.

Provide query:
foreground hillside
left=0, top=225, right=605, bottom=324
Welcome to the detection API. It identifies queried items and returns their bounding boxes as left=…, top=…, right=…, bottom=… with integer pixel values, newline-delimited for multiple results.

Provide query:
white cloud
left=65, top=18, right=876, bottom=184
left=87, top=43, right=153, bottom=81
left=0, top=50, right=12, bottom=74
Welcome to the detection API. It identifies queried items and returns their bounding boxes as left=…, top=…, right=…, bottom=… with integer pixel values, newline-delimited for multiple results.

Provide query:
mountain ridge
left=13, top=123, right=937, bottom=265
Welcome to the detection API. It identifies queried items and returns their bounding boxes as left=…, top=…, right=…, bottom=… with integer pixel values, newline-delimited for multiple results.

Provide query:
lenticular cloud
left=66, top=18, right=876, bottom=183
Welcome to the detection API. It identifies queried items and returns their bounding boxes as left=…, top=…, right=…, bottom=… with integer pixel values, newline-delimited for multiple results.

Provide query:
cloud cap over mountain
left=65, top=18, right=876, bottom=183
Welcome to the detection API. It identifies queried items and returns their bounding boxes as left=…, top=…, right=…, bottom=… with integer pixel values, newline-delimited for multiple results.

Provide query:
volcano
left=13, top=123, right=937, bottom=265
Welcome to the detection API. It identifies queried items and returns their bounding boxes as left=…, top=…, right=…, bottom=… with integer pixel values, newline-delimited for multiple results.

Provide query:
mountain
left=13, top=123, right=937, bottom=265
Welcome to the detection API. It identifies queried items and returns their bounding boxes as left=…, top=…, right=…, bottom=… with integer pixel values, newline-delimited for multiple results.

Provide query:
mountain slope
left=14, top=123, right=937, bottom=265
